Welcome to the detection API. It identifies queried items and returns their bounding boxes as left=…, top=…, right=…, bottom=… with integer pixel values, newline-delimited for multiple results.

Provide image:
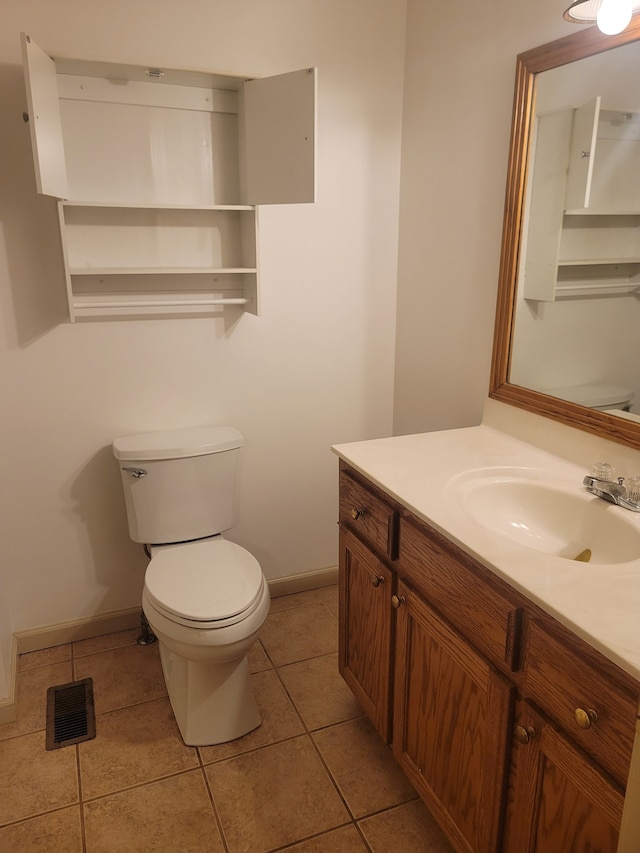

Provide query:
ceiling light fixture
left=563, top=0, right=640, bottom=34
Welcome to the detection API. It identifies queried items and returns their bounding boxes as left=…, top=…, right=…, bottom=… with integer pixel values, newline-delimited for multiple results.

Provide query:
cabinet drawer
left=339, top=470, right=398, bottom=559
left=525, top=620, right=637, bottom=787
left=398, top=517, right=522, bottom=671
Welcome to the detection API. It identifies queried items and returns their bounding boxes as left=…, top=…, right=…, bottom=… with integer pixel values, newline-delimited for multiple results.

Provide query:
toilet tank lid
left=112, top=426, right=244, bottom=461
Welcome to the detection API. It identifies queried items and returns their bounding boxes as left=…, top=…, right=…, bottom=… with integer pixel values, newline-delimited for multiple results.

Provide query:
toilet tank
left=112, top=426, right=244, bottom=544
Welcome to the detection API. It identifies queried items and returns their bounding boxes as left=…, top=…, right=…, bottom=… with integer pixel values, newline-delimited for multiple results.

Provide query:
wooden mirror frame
left=490, top=18, right=640, bottom=451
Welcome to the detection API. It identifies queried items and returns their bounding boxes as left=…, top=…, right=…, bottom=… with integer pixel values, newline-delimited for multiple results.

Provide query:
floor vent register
left=45, top=677, right=96, bottom=750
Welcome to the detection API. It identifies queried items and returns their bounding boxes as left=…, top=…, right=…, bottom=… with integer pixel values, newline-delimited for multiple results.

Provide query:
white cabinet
left=21, top=33, right=316, bottom=320
left=523, top=98, right=640, bottom=301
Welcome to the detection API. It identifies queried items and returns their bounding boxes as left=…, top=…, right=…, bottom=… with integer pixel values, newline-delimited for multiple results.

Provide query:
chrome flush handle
left=122, top=466, right=147, bottom=479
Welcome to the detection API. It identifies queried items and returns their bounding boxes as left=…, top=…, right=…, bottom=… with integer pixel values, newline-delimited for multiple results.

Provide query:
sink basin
left=457, top=475, right=640, bottom=564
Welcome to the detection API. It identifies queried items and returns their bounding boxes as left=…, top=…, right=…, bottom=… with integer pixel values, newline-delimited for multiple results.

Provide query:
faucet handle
left=625, top=476, right=640, bottom=503
left=590, top=462, right=616, bottom=481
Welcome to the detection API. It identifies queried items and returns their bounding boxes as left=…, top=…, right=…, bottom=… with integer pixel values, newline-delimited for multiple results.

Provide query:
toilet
left=544, top=383, right=634, bottom=413
left=112, top=426, right=270, bottom=746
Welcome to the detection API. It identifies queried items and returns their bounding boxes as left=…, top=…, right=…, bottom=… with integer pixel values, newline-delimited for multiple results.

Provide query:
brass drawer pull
left=391, top=594, right=405, bottom=609
left=514, top=725, right=536, bottom=745
left=351, top=507, right=366, bottom=520
left=371, top=575, right=384, bottom=588
left=574, top=707, right=598, bottom=729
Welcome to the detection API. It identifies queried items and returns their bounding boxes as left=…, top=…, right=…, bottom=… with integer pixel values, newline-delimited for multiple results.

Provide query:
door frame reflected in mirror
left=490, top=17, right=640, bottom=451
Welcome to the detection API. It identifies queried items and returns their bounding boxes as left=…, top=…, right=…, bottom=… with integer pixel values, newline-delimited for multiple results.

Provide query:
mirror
left=490, top=18, right=640, bottom=451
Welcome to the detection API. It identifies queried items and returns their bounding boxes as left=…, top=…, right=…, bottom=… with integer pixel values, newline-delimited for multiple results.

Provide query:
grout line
left=79, top=766, right=204, bottom=806
left=74, top=744, right=88, bottom=852
left=199, top=763, right=231, bottom=853
left=0, top=803, right=82, bottom=833
left=263, top=819, right=359, bottom=852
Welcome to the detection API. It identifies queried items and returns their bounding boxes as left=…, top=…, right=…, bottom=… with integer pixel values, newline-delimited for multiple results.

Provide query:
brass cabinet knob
left=351, top=508, right=365, bottom=520
left=391, top=594, right=404, bottom=609
left=574, top=707, right=598, bottom=729
left=514, top=724, right=536, bottom=745
left=371, top=575, right=384, bottom=587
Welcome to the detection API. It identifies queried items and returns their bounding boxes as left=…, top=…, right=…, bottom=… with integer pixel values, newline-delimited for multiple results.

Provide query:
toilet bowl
left=142, top=536, right=271, bottom=746
left=543, top=383, right=634, bottom=412
left=112, top=426, right=270, bottom=747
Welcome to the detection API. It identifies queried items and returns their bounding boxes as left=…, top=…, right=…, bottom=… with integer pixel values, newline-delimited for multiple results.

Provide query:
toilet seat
left=144, top=538, right=264, bottom=629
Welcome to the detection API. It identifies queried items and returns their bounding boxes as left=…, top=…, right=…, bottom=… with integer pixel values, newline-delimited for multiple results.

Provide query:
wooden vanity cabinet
left=338, top=465, right=398, bottom=741
left=337, top=462, right=640, bottom=853
left=393, top=579, right=514, bottom=853
left=339, top=527, right=394, bottom=741
left=502, top=618, right=636, bottom=853
left=505, top=700, right=624, bottom=853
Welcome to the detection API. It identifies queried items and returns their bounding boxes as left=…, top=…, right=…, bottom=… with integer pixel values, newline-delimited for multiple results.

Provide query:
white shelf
left=564, top=209, right=640, bottom=216
left=69, top=267, right=258, bottom=276
left=558, top=257, right=640, bottom=267
left=62, top=201, right=254, bottom=211
left=555, top=282, right=640, bottom=297
left=71, top=291, right=253, bottom=319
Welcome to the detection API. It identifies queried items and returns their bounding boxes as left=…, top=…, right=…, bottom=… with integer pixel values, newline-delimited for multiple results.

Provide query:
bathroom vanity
left=333, top=425, right=640, bottom=853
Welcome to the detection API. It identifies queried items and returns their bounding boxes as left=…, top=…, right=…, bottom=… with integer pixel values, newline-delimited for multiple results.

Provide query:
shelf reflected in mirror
left=490, top=17, right=640, bottom=451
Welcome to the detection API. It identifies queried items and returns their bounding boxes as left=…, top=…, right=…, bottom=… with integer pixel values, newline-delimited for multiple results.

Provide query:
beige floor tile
left=0, top=806, right=83, bottom=852
left=359, top=799, right=455, bottom=853
left=198, top=668, right=304, bottom=764
left=314, top=584, right=339, bottom=617
left=268, top=588, right=325, bottom=613
left=0, top=661, right=73, bottom=741
left=278, top=652, right=361, bottom=730
left=285, top=824, right=369, bottom=851
left=79, top=697, right=199, bottom=799
left=248, top=638, right=272, bottom=673
left=73, top=628, right=139, bottom=658
left=18, top=644, right=71, bottom=671
left=83, top=770, right=224, bottom=853
left=205, top=735, right=349, bottom=852
left=260, top=602, right=338, bottom=666
left=74, top=642, right=166, bottom=715
left=313, top=717, right=416, bottom=819
left=0, top=731, right=78, bottom=825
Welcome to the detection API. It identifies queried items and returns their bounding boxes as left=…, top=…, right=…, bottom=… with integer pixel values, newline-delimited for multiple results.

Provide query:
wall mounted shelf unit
left=523, top=99, right=640, bottom=301
left=21, top=33, right=316, bottom=321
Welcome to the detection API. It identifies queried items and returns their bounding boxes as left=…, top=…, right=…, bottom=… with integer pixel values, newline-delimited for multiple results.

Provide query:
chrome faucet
left=583, top=463, right=640, bottom=512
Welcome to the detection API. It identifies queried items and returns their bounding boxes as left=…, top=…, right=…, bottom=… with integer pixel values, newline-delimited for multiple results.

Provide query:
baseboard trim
left=15, top=607, right=142, bottom=655
left=268, top=565, right=338, bottom=598
left=0, top=636, right=18, bottom=725
left=0, top=567, right=339, bottom=722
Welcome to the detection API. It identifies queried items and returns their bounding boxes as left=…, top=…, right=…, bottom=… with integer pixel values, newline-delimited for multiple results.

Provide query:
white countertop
left=332, top=424, right=640, bottom=683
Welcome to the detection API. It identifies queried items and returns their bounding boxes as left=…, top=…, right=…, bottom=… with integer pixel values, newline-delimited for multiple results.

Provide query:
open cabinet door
left=21, top=33, right=68, bottom=198
left=564, top=96, right=600, bottom=211
left=243, top=68, right=316, bottom=205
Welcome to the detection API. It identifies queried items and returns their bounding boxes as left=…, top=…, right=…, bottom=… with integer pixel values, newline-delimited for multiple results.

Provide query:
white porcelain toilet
left=112, top=426, right=270, bottom=746
left=545, top=383, right=634, bottom=413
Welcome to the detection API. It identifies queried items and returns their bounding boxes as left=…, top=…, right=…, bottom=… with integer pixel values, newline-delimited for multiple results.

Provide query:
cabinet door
left=506, top=702, right=623, bottom=853
left=20, top=33, right=68, bottom=198
left=243, top=68, right=316, bottom=205
left=393, top=581, right=514, bottom=853
left=339, top=527, right=393, bottom=742
left=522, top=109, right=573, bottom=301
left=564, top=96, right=601, bottom=211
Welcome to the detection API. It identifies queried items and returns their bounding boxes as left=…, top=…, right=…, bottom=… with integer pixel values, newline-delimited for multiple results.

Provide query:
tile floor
left=0, top=585, right=453, bottom=852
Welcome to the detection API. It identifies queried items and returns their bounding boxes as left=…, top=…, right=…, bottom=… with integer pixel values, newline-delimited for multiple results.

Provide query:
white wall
left=0, top=0, right=406, bottom=698
left=393, top=0, right=579, bottom=435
